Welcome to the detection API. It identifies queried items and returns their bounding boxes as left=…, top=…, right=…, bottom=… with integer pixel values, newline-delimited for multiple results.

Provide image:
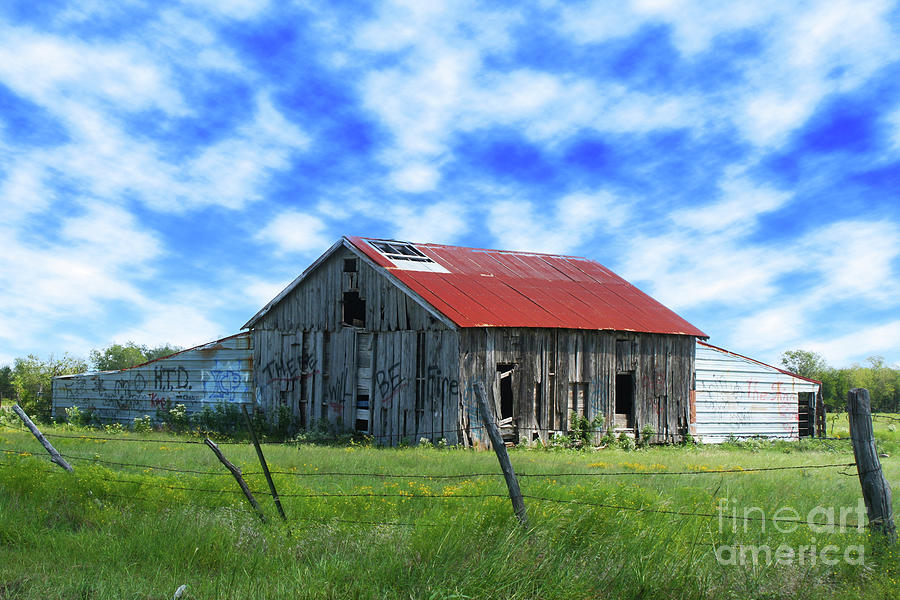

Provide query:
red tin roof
left=346, top=236, right=707, bottom=337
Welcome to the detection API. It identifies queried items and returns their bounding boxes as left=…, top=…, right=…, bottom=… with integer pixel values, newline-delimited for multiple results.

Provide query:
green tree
left=0, top=365, right=14, bottom=401
left=780, top=349, right=828, bottom=379
left=89, top=342, right=183, bottom=371
left=90, top=342, right=148, bottom=371
left=12, top=354, right=88, bottom=421
left=851, top=356, right=897, bottom=413
left=145, top=344, right=182, bottom=361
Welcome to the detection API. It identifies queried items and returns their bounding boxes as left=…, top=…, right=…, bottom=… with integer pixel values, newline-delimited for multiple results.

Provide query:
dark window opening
left=342, top=291, right=366, bottom=327
left=343, top=258, right=358, bottom=272
left=615, top=373, right=634, bottom=429
left=356, top=393, right=369, bottom=433
left=497, top=364, right=515, bottom=420
left=534, top=382, right=542, bottom=429
left=798, top=392, right=814, bottom=438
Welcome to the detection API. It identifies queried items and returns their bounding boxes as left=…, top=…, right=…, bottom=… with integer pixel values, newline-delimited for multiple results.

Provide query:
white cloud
left=110, top=305, right=225, bottom=351
left=0, top=199, right=163, bottom=360
left=256, top=211, right=332, bottom=254
left=801, top=320, right=900, bottom=366
left=388, top=201, right=469, bottom=243
left=0, top=25, right=187, bottom=115
left=672, top=177, right=791, bottom=234
left=558, top=0, right=900, bottom=147
left=488, top=191, right=628, bottom=255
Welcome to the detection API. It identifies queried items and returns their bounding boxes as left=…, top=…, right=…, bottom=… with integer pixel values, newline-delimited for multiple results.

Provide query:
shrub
left=104, top=422, right=125, bottom=434
left=637, top=424, right=656, bottom=448
left=132, top=415, right=153, bottom=433
left=617, top=431, right=635, bottom=451
left=600, top=429, right=617, bottom=447
left=64, top=405, right=94, bottom=428
left=569, top=412, right=605, bottom=447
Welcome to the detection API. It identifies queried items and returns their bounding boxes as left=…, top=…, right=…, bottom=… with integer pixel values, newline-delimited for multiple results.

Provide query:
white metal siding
left=693, top=342, right=819, bottom=443
left=52, top=333, right=253, bottom=424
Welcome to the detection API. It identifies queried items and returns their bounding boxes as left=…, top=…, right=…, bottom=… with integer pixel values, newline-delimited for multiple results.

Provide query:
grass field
left=0, top=414, right=897, bottom=600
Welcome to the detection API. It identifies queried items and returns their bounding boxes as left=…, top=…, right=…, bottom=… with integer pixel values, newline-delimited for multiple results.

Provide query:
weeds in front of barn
left=0, top=416, right=896, bottom=600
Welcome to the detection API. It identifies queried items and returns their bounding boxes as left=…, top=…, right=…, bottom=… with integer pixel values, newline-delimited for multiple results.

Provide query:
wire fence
left=0, top=430, right=870, bottom=534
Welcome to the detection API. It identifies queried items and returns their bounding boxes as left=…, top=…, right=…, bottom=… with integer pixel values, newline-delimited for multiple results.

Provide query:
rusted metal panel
left=693, top=341, right=820, bottom=443
left=51, top=333, right=253, bottom=424
left=345, top=236, right=707, bottom=337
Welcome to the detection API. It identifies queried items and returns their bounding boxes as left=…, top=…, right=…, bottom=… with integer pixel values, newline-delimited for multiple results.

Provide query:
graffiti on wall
left=260, top=353, right=318, bottom=389
left=201, top=361, right=250, bottom=403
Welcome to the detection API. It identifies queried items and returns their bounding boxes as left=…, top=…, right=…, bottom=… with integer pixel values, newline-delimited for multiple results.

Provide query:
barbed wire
left=0, top=447, right=870, bottom=532
left=520, top=495, right=864, bottom=530
left=3, top=445, right=856, bottom=481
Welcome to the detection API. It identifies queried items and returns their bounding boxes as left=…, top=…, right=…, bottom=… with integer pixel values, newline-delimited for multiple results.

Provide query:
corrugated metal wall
left=693, top=342, right=819, bottom=442
left=51, top=333, right=253, bottom=424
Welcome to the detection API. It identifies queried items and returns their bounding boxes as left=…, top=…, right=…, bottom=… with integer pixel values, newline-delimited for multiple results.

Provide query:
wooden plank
left=372, top=333, right=383, bottom=441
left=474, top=382, right=527, bottom=526
left=313, top=330, right=324, bottom=424
left=441, top=330, right=459, bottom=445
left=848, top=388, right=896, bottom=542
left=401, top=330, right=416, bottom=441
left=13, top=404, right=73, bottom=472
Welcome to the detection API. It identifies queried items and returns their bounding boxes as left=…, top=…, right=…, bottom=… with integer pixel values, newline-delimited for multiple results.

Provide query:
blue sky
left=1, top=0, right=899, bottom=370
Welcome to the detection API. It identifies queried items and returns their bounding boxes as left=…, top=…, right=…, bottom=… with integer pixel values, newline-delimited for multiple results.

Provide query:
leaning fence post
left=242, top=404, right=287, bottom=522
left=474, top=381, right=527, bottom=526
left=847, top=388, right=896, bottom=543
left=204, top=437, right=267, bottom=523
left=12, top=404, right=73, bottom=472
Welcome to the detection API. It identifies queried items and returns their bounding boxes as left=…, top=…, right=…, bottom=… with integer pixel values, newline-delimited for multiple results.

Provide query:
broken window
left=342, top=291, right=366, bottom=327
left=365, top=239, right=450, bottom=273
left=343, top=258, right=358, bottom=272
left=497, top=364, right=515, bottom=420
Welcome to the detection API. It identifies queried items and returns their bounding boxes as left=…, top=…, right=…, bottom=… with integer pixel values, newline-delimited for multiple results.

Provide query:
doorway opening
left=798, top=392, right=814, bottom=437
left=615, top=372, right=634, bottom=429
left=497, top=364, right=515, bottom=420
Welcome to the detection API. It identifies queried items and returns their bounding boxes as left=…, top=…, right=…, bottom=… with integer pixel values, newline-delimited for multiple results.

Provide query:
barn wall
left=51, top=333, right=254, bottom=424
left=250, top=246, right=459, bottom=443
left=459, top=328, right=695, bottom=447
left=693, top=342, right=820, bottom=442
left=253, top=246, right=447, bottom=333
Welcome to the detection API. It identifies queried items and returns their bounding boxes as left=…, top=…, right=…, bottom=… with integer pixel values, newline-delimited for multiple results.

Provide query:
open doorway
left=798, top=392, right=814, bottom=438
left=615, top=373, right=634, bottom=429
left=497, top=364, right=517, bottom=443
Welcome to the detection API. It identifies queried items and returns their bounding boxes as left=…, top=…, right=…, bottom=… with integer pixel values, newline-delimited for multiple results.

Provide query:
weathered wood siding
left=458, top=328, right=695, bottom=447
left=250, top=246, right=460, bottom=443
left=51, top=333, right=254, bottom=424
left=253, top=246, right=448, bottom=333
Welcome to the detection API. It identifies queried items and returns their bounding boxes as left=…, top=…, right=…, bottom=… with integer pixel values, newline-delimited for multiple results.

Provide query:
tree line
left=0, top=342, right=181, bottom=421
left=780, top=349, right=900, bottom=413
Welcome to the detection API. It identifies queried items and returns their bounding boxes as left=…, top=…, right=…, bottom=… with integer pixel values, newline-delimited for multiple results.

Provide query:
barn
left=52, top=236, right=828, bottom=446
left=691, top=341, right=824, bottom=442
left=52, top=333, right=254, bottom=424
left=244, top=236, right=708, bottom=446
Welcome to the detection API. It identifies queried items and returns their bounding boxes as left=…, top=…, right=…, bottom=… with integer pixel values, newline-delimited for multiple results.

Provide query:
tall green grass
left=0, top=417, right=897, bottom=599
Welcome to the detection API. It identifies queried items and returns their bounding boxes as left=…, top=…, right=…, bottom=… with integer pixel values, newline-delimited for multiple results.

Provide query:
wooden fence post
left=204, top=438, right=267, bottom=523
left=474, top=381, right=528, bottom=526
left=847, top=388, right=896, bottom=543
left=242, top=405, right=287, bottom=521
left=12, top=404, right=73, bottom=472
